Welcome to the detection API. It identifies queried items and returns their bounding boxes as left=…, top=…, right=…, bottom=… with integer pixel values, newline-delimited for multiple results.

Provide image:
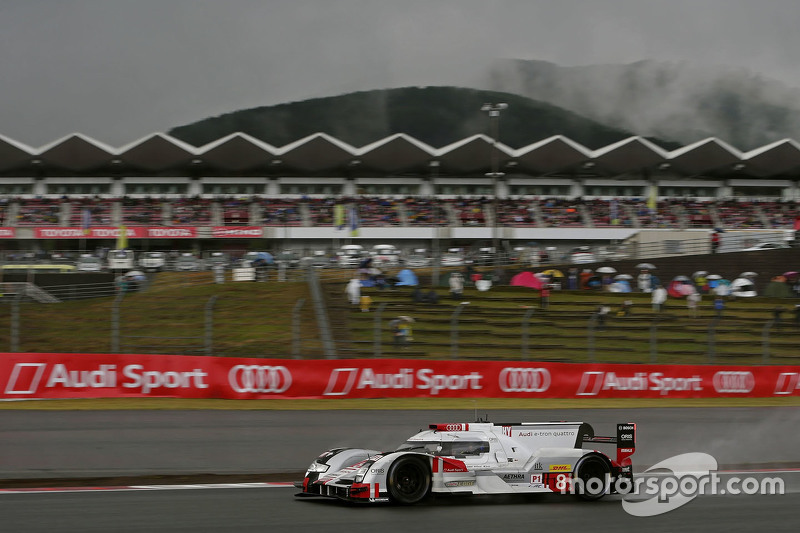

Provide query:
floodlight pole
left=482, top=103, right=507, bottom=278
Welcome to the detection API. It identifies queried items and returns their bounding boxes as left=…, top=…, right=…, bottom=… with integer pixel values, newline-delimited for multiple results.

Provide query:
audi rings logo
left=499, top=367, right=551, bottom=393
left=713, top=371, right=754, bottom=394
left=228, top=365, right=292, bottom=394
left=445, top=424, right=464, bottom=431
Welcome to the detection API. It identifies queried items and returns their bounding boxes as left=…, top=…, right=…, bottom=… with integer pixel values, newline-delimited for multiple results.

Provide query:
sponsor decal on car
left=549, top=464, right=571, bottom=472
left=445, top=480, right=476, bottom=487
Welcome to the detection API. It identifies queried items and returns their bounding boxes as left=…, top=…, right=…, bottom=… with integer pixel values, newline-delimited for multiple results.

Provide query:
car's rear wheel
left=574, top=454, right=611, bottom=501
left=387, top=456, right=431, bottom=504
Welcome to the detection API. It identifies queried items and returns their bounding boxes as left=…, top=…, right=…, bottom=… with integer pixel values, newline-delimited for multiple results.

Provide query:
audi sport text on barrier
left=296, top=420, right=636, bottom=504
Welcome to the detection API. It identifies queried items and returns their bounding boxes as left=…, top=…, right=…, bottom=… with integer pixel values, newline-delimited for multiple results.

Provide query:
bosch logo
left=499, top=368, right=550, bottom=393
left=228, top=365, right=292, bottom=394
left=713, top=371, right=754, bottom=394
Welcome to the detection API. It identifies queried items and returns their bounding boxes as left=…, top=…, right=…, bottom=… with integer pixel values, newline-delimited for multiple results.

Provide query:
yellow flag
left=116, top=225, right=128, bottom=249
left=647, top=186, right=658, bottom=210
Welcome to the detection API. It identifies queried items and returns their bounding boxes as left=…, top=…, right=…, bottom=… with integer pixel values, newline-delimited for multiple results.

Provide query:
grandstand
left=0, top=132, right=798, bottom=254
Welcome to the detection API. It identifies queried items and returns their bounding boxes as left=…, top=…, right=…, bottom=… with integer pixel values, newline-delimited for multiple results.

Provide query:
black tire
left=574, top=454, right=611, bottom=501
left=387, top=456, right=431, bottom=505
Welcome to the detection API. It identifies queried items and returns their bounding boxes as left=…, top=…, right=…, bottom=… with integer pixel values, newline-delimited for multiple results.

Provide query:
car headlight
left=307, top=462, right=329, bottom=473
left=354, top=466, right=370, bottom=483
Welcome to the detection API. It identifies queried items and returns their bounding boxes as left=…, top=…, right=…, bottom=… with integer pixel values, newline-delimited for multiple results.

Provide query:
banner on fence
left=2, top=354, right=800, bottom=400
left=33, top=227, right=198, bottom=239
left=211, top=227, right=263, bottom=238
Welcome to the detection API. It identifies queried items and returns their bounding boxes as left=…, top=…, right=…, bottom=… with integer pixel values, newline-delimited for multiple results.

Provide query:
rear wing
left=582, top=423, right=636, bottom=466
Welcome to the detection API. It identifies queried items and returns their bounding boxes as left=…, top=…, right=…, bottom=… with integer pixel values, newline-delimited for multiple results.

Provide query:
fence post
left=587, top=314, right=597, bottom=363
left=373, top=302, right=387, bottom=357
left=649, top=317, right=660, bottom=363
left=521, top=307, right=535, bottom=360
left=205, top=295, right=217, bottom=356
left=292, top=298, right=305, bottom=358
left=762, top=319, right=774, bottom=363
left=111, top=291, right=124, bottom=354
left=707, top=316, right=720, bottom=362
left=10, top=293, right=22, bottom=352
left=450, top=302, right=469, bottom=359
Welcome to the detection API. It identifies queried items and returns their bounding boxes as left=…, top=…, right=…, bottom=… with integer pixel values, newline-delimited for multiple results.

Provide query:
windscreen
left=396, top=440, right=489, bottom=457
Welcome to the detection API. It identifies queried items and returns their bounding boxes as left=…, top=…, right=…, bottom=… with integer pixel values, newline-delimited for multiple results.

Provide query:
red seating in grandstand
left=306, top=198, right=337, bottom=226
left=538, top=198, right=583, bottom=227
left=121, top=197, right=163, bottom=225
left=259, top=199, right=303, bottom=226
left=715, top=200, right=765, bottom=229
left=15, top=198, right=64, bottom=226
left=450, top=198, right=487, bottom=227
left=634, top=200, right=680, bottom=228
left=170, top=197, right=212, bottom=226
left=404, top=197, right=449, bottom=226
left=69, top=198, right=113, bottom=227
left=220, top=197, right=251, bottom=226
left=496, top=199, right=537, bottom=226
left=354, top=197, right=400, bottom=227
left=585, top=198, right=634, bottom=228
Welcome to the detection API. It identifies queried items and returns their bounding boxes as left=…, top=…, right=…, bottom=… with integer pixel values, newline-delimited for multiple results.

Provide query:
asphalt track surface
left=1, top=406, right=799, bottom=532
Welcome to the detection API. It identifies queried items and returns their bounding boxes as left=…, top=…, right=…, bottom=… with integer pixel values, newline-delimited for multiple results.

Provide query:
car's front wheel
left=387, top=456, right=431, bottom=505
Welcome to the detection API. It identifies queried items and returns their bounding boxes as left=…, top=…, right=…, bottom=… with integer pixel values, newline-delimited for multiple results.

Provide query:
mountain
left=168, top=86, right=679, bottom=150
left=480, top=59, right=800, bottom=151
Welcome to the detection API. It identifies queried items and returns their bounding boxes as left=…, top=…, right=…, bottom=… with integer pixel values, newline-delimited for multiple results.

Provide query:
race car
left=296, top=420, right=636, bottom=504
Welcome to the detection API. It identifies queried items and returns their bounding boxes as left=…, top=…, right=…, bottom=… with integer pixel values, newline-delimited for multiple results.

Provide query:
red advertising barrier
left=211, top=226, right=263, bottom=238
left=2, top=353, right=800, bottom=400
left=33, top=227, right=197, bottom=239
left=0, top=228, right=16, bottom=238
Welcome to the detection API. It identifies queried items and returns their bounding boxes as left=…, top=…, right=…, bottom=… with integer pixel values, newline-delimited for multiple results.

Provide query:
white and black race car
left=296, top=420, right=636, bottom=504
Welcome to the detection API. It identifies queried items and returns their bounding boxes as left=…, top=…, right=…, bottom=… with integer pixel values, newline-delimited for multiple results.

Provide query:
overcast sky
left=2, top=0, right=799, bottom=147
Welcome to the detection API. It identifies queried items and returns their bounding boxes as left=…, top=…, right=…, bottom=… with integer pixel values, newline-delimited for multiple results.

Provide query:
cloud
left=2, top=0, right=800, bottom=146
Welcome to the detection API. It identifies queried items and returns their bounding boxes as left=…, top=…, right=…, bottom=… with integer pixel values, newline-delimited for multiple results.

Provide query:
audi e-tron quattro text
left=296, top=420, right=636, bottom=504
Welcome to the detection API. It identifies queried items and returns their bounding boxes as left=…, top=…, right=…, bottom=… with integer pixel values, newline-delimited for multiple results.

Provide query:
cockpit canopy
left=396, top=440, right=490, bottom=458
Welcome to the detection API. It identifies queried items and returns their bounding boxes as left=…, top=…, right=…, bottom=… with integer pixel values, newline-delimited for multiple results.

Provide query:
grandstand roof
left=1, top=131, right=799, bottom=178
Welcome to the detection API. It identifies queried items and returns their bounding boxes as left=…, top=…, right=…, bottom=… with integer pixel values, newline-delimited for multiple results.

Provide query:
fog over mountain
left=479, top=59, right=800, bottom=151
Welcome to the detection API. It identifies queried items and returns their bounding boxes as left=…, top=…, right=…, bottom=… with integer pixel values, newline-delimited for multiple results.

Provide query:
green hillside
left=168, top=86, right=679, bottom=150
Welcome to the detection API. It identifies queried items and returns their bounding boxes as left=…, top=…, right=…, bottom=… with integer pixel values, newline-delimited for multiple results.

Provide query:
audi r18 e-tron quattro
left=296, top=420, right=636, bottom=504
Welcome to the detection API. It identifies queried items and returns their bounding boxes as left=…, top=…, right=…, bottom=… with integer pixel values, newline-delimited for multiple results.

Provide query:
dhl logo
left=549, top=464, right=571, bottom=472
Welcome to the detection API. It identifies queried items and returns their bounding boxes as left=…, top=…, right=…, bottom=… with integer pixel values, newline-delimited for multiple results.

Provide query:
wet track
left=1, top=407, right=799, bottom=532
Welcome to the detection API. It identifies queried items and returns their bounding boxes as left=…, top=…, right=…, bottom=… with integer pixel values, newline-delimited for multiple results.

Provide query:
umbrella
left=731, top=278, right=757, bottom=297
left=510, top=271, right=544, bottom=290
left=608, top=280, right=632, bottom=293
left=540, top=269, right=564, bottom=278
left=692, top=270, right=708, bottom=278
left=740, top=271, right=758, bottom=278
left=596, top=266, right=617, bottom=274
left=667, top=280, right=697, bottom=298
left=614, top=274, right=634, bottom=280
left=673, top=275, right=691, bottom=282
left=395, top=269, right=419, bottom=286
left=635, top=263, right=656, bottom=270
left=706, top=274, right=722, bottom=280
left=783, top=271, right=799, bottom=278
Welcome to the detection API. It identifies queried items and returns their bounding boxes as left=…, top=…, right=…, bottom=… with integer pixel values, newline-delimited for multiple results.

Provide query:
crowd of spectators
left=70, top=198, right=113, bottom=227
left=121, top=196, right=162, bottom=225
left=0, top=196, right=798, bottom=230
left=538, top=198, right=585, bottom=227
left=170, top=197, right=213, bottom=225
left=15, top=197, right=64, bottom=225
